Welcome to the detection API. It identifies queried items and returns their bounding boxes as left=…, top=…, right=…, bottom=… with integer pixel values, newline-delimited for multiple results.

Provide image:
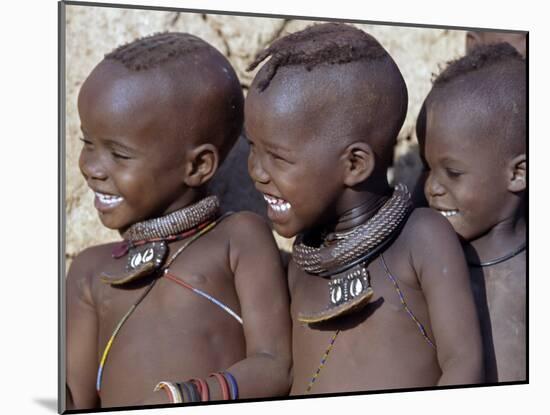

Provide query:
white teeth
left=439, top=209, right=458, bottom=217
left=272, top=202, right=291, bottom=213
left=95, top=192, right=123, bottom=206
left=263, top=194, right=291, bottom=212
left=263, top=194, right=279, bottom=204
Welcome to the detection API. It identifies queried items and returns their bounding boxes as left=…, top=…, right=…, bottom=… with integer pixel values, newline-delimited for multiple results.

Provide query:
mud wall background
left=65, top=4, right=467, bottom=261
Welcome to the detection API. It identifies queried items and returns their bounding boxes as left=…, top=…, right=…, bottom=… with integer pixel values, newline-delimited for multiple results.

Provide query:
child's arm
left=207, top=212, right=292, bottom=399
left=66, top=248, right=101, bottom=409
left=409, top=209, right=483, bottom=385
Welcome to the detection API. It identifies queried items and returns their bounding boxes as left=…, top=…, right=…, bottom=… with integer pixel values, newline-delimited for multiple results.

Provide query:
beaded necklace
left=304, top=330, right=340, bottom=393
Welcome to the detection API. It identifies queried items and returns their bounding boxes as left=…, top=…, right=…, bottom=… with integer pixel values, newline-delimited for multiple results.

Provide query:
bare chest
left=468, top=255, right=526, bottom=381
left=469, top=254, right=526, bottom=334
left=289, top=258, right=439, bottom=394
left=92, top=246, right=245, bottom=406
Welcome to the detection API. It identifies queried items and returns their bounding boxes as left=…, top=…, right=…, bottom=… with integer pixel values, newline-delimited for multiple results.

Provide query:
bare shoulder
left=398, top=208, right=464, bottom=274
left=219, top=211, right=275, bottom=247
left=66, top=243, right=120, bottom=299
left=217, top=212, right=283, bottom=277
left=400, top=207, right=459, bottom=248
left=68, top=243, right=118, bottom=277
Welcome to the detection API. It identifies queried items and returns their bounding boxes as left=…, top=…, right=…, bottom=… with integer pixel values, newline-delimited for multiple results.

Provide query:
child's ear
left=507, top=153, right=526, bottom=193
left=342, top=142, right=375, bottom=187
left=183, top=143, right=219, bottom=187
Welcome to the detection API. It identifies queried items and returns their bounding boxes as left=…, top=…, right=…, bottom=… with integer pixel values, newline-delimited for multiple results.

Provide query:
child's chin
left=272, top=223, right=299, bottom=239
left=453, top=225, right=477, bottom=243
left=97, top=213, right=126, bottom=233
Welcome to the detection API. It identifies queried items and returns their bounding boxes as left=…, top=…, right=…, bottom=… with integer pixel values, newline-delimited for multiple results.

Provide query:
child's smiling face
left=422, top=94, right=511, bottom=242
left=245, top=60, right=408, bottom=239
left=78, top=61, right=192, bottom=233
left=245, top=69, right=349, bottom=238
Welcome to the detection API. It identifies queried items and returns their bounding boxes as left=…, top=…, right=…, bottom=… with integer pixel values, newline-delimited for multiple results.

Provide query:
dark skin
left=66, top=58, right=292, bottom=409
left=422, top=84, right=526, bottom=382
left=414, top=33, right=526, bottom=208
left=245, top=62, right=483, bottom=394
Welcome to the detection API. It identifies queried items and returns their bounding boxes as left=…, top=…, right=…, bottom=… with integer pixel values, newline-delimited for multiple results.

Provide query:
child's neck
left=464, top=205, right=526, bottom=265
left=332, top=182, right=393, bottom=234
left=119, top=188, right=208, bottom=236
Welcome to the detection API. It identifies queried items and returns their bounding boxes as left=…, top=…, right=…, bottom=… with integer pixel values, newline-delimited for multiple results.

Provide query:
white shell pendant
left=130, top=252, right=143, bottom=268
left=327, top=262, right=371, bottom=306
left=298, top=261, right=374, bottom=324
left=127, top=242, right=167, bottom=272
left=350, top=277, right=363, bottom=297
left=330, top=285, right=343, bottom=305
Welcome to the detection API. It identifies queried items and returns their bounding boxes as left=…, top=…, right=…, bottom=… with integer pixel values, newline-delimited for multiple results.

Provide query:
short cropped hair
left=428, top=43, right=526, bottom=158
left=105, top=32, right=244, bottom=162
left=247, top=23, right=389, bottom=92
left=105, top=32, right=212, bottom=71
left=433, top=42, right=523, bottom=86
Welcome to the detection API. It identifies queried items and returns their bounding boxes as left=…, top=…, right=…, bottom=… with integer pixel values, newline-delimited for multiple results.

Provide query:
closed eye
left=112, top=152, right=132, bottom=160
left=267, top=150, right=294, bottom=164
left=445, top=168, right=463, bottom=178
left=79, top=137, right=92, bottom=145
left=269, top=152, right=285, bottom=161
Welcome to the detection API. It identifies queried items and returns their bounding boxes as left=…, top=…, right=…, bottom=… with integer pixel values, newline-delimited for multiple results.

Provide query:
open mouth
left=95, top=191, right=124, bottom=207
left=437, top=209, right=459, bottom=218
left=263, top=194, right=291, bottom=213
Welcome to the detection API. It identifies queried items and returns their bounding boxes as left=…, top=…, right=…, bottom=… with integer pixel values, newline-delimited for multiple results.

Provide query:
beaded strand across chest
left=95, top=196, right=222, bottom=393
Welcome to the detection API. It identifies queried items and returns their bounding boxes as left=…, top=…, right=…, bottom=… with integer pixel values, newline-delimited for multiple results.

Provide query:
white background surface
left=1, top=0, right=545, bottom=414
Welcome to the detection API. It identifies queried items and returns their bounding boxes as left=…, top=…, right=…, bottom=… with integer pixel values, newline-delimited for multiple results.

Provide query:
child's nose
left=425, top=173, right=445, bottom=198
left=248, top=150, right=270, bottom=184
left=79, top=150, right=107, bottom=181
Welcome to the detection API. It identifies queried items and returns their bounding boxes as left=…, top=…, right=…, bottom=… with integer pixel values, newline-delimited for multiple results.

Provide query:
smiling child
left=419, top=43, right=526, bottom=382
left=66, top=32, right=291, bottom=409
left=245, top=23, right=483, bottom=394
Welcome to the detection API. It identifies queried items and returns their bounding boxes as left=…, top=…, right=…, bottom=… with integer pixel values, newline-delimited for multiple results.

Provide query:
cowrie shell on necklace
left=142, top=248, right=154, bottom=263
left=299, top=262, right=373, bottom=324
left=330, top=285, right=343, bottom=304
left=127, top=243, right=166, bottom=271
left=130, top=252, right=142, bottom=268
left=350, top=277, right=363, bottom=297
left=100, top=241, right=169, bottom=286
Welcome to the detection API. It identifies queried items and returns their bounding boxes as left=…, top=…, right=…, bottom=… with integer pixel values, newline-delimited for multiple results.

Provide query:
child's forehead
left=85, top=54, right=226, bottom=100
left=248, top=63, right=382, bottom=125
left=428, top=81, right=492, bottom=123
left=83, top=59, right=221, bottom=125
left=246, top=87, right=357, bottom=148
left=430, top=102, right=483, bottom=134
left=80, top=63, right=190, bottom=143
left=426, top=92, right=503, bottom=151
left=82, top=61, right=172, bottom=106
left=247, top=60, right=407, bottom=165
